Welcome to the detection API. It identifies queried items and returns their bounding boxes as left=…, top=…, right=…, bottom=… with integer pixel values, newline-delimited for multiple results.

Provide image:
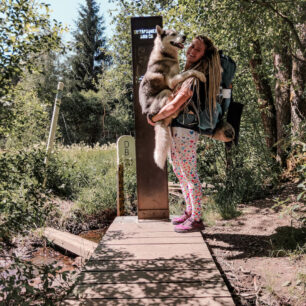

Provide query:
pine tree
left=71, top=0, right=109, bottom=91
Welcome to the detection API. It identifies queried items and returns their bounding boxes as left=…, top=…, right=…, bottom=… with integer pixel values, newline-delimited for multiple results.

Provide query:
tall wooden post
left=131, top=17, right=169, bottom=220
left=44, top=82, right=64, bottom=186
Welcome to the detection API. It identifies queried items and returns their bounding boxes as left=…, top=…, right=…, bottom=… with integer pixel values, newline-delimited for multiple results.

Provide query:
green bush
left=0, top=148, right=52, bottom=242
left=197, top=126, right=280, bottom=219
left=45, top=151, right=90, bottom=199
left=3, top=87, right=50, bottom=150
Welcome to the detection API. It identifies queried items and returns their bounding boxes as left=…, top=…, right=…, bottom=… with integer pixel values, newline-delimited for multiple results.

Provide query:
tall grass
left=54, top=143, right=137, bottom=217
left=55, top=143, right=117, bottom=215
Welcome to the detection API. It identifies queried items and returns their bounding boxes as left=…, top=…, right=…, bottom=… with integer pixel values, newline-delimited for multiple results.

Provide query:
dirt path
left=203, top=183, right=305, bottom=305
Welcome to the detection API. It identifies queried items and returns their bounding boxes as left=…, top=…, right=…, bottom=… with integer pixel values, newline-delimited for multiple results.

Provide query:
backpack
left=219, top=50, right=236, bottom=114
left=197, top=51, right=236, bottom=135
left=175, top=52, right=237, bottom=136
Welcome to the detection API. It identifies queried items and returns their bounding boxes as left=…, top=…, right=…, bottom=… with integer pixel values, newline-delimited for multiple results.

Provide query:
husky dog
left=139, top=25, right=205, bottom=169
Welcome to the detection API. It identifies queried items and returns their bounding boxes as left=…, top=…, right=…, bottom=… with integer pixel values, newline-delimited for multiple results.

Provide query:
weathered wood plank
left=84, top=258, right=216, bottom=272
left=103, top=230, right=200, bottom=239
left=63, top=297, right=234, bottom=305
left=72, top=282, right=231, bottom=299
left=43, top=227, right=97, bottom=259
left=90, top=243, right=211, bottom=260
left=103, top=236, right=204, bottom=245
left=77, top=269, right=223, bottom=284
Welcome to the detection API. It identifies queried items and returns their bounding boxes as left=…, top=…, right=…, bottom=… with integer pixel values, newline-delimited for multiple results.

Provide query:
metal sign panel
left=131, top=16, right=169, bottom=220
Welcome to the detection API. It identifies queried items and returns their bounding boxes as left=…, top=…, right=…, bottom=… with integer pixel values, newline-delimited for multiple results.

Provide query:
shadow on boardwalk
left=63, top=222, right=234, bottom=305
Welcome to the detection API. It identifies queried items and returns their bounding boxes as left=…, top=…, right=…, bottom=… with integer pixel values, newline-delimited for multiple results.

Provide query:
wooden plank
left=111, top=216, right=171, bottom=227
left=90, top=243, right=211, bottom=260
left=77, top=269, right=223, bottom=284
left=63, top=297, right=234, bottom=305
left=103, top=228, right=198, bottom=238
left=102, top=236, right=204, bottom=245
left=43, top=227, right=97, bottom=259
left=103, top=230, right=200, bottom=239
left=72, top=282, right=231, bottom=299
left=107, top=221, right=201, bottom=232
left=84, top=258, right=216, bottom=272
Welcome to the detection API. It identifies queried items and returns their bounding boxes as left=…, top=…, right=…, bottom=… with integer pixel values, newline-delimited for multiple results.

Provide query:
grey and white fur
left=139, top=25, right=205, bottom=169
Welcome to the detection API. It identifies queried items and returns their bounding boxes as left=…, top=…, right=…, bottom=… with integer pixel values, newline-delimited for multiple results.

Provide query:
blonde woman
left=148, top=35, right=221, bottom=232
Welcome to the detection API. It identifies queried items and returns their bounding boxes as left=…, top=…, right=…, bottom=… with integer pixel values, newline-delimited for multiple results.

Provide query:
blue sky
left=43, top=0, right=118, bottom=42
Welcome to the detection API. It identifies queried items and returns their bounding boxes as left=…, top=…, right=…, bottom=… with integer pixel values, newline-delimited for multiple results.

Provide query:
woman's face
left=186, top=38, right=206, bottom=67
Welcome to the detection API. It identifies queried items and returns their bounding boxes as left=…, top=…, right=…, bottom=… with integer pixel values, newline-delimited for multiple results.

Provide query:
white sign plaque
left=116, top=135, right=136, bottom=164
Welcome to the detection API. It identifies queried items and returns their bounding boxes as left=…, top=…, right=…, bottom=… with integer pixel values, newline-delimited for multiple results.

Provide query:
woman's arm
left=147, top=87, right=193, bottom=126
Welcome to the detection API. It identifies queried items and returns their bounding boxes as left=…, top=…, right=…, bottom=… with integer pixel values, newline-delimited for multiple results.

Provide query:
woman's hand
left=150, top=87, right=193, bottom=124
left=147, top=114, right=156, bottom=126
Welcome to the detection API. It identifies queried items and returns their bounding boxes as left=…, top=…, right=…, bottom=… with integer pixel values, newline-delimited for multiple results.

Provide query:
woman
left=148, top=35, right=221, bottom=233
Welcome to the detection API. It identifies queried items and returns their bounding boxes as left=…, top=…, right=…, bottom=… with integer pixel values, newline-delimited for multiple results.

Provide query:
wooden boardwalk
left=63, top=216, right=234, bottom=305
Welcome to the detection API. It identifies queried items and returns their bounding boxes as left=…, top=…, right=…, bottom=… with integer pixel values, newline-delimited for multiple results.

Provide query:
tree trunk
left=249, top=40, right=277, bottom=154
left=273, top=44, right=292, bottom=166
left=291, top=22, right=306, bottom=138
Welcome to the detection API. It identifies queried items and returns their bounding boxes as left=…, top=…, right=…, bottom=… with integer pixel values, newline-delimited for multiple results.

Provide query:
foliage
left=196, top=127, right=280, bottom=218
left=20, top=52, right=62, bottom=107
left=268, top=226, right=306, bottom=257
left=47, top=144, right=138, bottom=219
left=122, top=159, right=137, bottom=216
left=3, top=86, right=50, bottom=149
left=0, top=255, right=73, bottom=305
left=59, top=90, right=105, bottom=145
left=70, top=0, right=110, bottom=91
left=54, top=144, right=135, bottom=217
left=95, top=68, right=134, bottom=143
left=0, top=142, right=135, bottom=243
left=0, top=0, right=63, bottom=97
left=55, top=0, right=115, bottom=145
left=0, top=148, right=51, bottom=243
left=0, top=144, right=96, bottom=242
left=0, top=0, right=64, bottom=141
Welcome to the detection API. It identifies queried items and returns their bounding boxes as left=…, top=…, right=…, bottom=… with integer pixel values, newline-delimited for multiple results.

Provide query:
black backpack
left=218, top=51, right=244, bottom=146
left=219, top=50, right=236, bottom=114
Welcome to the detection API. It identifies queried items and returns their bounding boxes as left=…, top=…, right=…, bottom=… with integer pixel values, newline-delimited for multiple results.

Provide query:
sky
left=43, top=0, right=118, bottom=42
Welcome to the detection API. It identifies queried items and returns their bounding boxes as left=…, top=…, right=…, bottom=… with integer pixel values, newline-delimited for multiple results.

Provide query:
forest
left=0, top=0, right=305, bottom=305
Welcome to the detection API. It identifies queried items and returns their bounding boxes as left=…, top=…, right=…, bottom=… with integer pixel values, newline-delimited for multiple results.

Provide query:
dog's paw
left=196, top=72, right=206, bottom=83
left=168, top=79, right=176, bottom=90
left=212, top=122, right=235, bottom=142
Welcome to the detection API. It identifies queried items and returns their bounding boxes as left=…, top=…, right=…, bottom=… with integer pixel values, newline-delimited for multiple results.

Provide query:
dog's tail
left=154, top=122, right=171, bottom=170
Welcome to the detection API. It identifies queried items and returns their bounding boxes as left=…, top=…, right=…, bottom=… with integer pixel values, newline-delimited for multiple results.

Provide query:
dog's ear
left=156, top=25, right=164, bottom=36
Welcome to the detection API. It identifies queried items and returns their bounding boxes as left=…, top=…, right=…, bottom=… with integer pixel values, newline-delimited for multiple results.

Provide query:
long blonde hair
left=180, top=35, right=221, bottom=121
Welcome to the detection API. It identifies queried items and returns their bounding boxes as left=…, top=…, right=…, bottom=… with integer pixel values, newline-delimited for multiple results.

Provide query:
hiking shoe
left=172, top=211, right=191, bottom=225
left=174, top=218, right=205, bottom=233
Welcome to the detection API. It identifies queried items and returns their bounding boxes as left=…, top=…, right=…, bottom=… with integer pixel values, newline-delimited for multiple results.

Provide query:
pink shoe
left=174, top=218, right=205, bottom=233
left=172, top=211, right=191, bottom=225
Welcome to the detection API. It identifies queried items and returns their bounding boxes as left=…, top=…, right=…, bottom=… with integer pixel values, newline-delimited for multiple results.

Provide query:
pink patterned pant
left=170, top=127, right=202, bottom=221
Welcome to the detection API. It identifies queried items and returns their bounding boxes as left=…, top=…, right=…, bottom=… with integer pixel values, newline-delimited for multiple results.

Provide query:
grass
left=169, top=192, right=223, bottom=226
left=53, top=143, right=137, bottom=219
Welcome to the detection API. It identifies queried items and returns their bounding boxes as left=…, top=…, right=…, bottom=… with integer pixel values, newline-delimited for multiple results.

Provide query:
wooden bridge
left=63, top=216, right=234, bottom=305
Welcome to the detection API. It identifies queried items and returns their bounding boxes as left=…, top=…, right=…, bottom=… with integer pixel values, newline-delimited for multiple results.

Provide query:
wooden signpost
left=116, top=135, right=136, bottom=216
left=131, top=16, right=169, bottom=220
